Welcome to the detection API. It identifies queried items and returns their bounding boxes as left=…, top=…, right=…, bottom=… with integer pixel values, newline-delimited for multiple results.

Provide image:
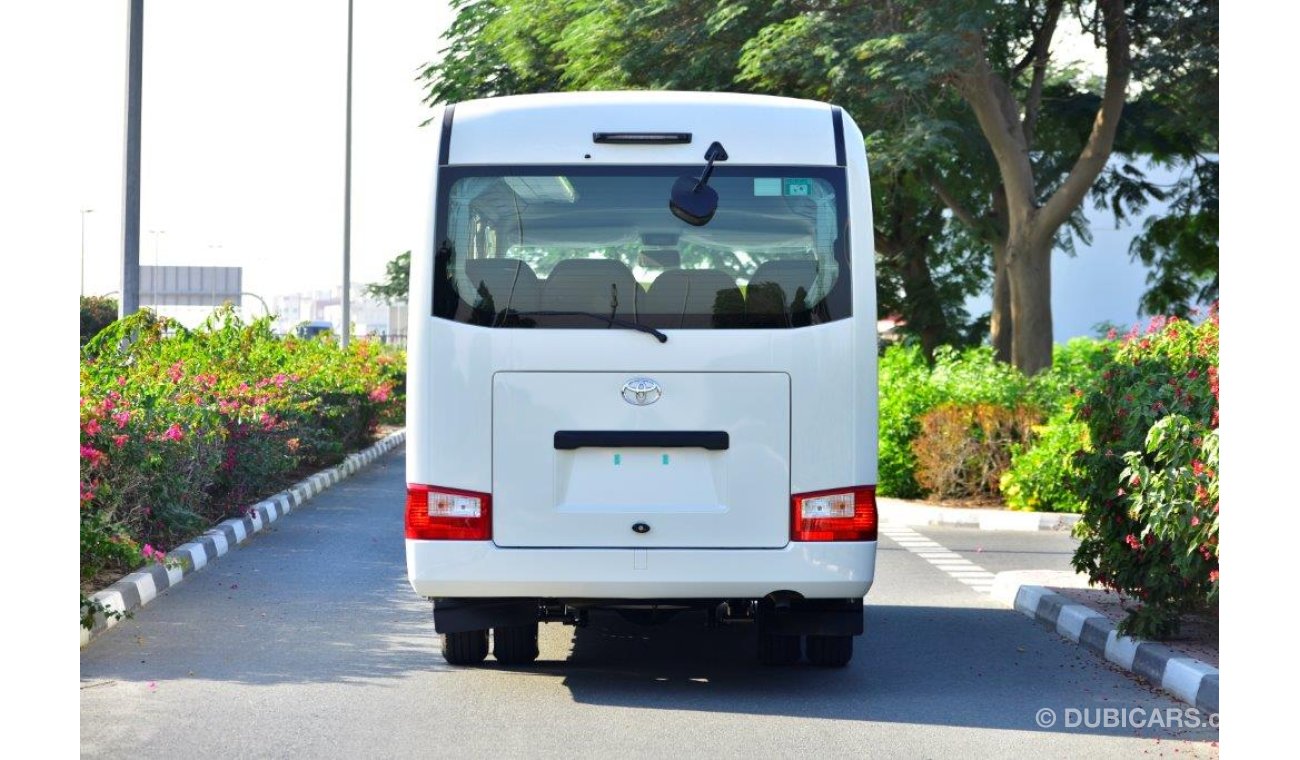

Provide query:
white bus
left=406, top=91, right=878, bottom=668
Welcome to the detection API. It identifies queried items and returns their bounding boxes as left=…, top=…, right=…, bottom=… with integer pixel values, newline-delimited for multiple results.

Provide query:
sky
left=70, top=0, right=453, bottom=304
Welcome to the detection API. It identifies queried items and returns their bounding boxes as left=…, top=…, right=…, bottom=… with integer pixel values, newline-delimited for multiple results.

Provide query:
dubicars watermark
left=1035, top=707, right=1218, bottom=730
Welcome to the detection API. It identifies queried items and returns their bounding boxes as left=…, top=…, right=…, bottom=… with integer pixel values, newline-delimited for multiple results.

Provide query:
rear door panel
left=492, top=372, right=790, bottom=548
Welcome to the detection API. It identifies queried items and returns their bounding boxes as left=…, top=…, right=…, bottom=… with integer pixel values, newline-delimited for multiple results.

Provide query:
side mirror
left=669, top=141, right=728, bottom=227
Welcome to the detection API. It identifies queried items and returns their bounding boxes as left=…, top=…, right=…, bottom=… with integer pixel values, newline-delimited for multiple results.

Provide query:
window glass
left=433, top=167, right=850, bottom=329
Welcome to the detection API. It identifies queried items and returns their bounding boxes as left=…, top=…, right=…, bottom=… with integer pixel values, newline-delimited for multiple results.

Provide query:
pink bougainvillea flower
left=1124, top=534, right=1141, bottom=550
left=83, top=419, right=101, bottom=436
left=1209, top=570, right=1219, bottom=584
left=273, top=373, right=288, bottom=388
left=167, top=361, right=184, bottom=383
left=163, top=423, right=184, bottom=442
left=80, top=445, right=103, bottom=464
left=117, top=376, right=127, bottom=387
left=1190, top=516, right=1200, bottom=527
left=112, top=411, right=131, bottom=429
left=113, top=434, right=129, bottom=448
left=369, top=384, right=391, bottom=403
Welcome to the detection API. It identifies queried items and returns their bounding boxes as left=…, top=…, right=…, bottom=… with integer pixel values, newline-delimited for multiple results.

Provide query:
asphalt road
left=81, top=446, right=1219, bottom=758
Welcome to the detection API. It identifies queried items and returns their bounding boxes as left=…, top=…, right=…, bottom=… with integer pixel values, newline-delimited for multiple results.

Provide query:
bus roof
left=443, top=91, right=845, bottom=167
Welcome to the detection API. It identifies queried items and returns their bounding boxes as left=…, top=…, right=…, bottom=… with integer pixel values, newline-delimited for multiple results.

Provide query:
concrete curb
left=80, top=429, right=406, bottom=647
left=990, top=573, right=1218, bottom=714
left=878, top=497, right=1082, bottom=532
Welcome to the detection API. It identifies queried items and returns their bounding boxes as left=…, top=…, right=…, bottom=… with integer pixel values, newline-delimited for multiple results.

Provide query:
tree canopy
left=365, top=251, right=411, bottom=305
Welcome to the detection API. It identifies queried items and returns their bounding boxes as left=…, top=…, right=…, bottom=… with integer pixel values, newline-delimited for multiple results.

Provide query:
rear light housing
left=791, top=486, right=877, bottom=541
left=406, top=484, right=491, bottom=540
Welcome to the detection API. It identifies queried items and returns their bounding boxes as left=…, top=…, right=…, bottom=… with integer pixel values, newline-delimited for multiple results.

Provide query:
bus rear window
left=433, top=166, right=850, bottom=329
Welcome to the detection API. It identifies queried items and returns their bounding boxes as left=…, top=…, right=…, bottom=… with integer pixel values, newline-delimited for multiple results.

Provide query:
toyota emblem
left=621, top=377, right=662, bottom=406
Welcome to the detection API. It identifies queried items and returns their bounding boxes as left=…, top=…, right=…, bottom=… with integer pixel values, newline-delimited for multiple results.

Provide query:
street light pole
left=341, top=0, right=353, bottom=348
left=121, top=0, right=144, bottom=319
left=80, top=208, right=94, bottom=298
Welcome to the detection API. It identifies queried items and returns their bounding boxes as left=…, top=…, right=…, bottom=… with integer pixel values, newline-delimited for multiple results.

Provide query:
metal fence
left=365, top=332, right=407, bottom=348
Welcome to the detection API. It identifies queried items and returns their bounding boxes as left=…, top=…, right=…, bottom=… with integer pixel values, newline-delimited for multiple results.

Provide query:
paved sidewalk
left=81, top=429, right=406, bottom=646
left=878, top=497, right=1082, bottom=532
left=991, top=570, right=1218, bottom=714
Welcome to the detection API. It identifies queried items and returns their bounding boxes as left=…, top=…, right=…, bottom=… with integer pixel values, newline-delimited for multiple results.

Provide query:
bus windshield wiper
left=506, top=310, right=668, bottom=343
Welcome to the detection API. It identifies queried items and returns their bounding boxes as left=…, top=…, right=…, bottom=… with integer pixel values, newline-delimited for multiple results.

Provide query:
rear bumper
left=405, top=540, right=876, bottom=599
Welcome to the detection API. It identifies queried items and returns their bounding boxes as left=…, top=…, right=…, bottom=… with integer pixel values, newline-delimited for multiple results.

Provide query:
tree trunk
left=900, top=240, right=948, bottom=362
left=953, top=0, right=1130, bottom=375
left=1006, top=228, right=1054, bottom=375
left=990, top=240, right=1011, bottom=363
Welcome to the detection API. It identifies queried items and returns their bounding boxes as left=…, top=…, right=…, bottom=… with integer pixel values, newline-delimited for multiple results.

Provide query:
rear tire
left=758, top=632, right=802, bottom=666
left=806, top=634, right=853, bottom=667
left=441, top=629, right=489, bottom=665
left=493, top=623, right=539, bottom=665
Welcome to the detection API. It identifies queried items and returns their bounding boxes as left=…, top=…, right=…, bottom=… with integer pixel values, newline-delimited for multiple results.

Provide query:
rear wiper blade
left=506, top=310, right=668, bottom=343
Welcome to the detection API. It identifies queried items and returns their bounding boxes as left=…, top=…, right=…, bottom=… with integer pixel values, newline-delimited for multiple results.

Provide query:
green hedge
left=878, top=339, right=1107, bottom=502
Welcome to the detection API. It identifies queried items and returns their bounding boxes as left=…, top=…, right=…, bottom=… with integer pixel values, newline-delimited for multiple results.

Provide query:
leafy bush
left=877, top=342, right=1093, bottom=498
left=878, top=346, right=943, bottom=497
left=80, top=308, right=405, bottom=624
left=1000, top=410, right=1090, bottom=513
left=1070, top=310, right=1219, bottom=638
left=80, top=296, right=118, bottom=345
left=1027, top=337, right=1112, bottom=410
left=912, top=403, right=1038, bottom=500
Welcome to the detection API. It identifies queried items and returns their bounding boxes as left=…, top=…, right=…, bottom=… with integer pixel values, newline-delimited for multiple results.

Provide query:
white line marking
left=885, top=525, right=998, bottom=595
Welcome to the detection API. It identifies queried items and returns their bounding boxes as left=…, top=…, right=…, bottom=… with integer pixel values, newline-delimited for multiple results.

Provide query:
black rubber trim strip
left=831, top=106, right=846, bottom=167
left=593, top=132, right=692, bottom=145
left=554, top=431, right=730, bottom=450
left=439, top=103, right=456, bottom=166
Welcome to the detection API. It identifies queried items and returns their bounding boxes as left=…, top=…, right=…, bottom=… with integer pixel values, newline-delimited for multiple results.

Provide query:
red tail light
left=406, top=484, right=492, bottom=540
left=791, top=486, right=877, bottom=541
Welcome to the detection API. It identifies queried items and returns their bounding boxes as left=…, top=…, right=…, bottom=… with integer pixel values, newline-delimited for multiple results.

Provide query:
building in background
left=269, top=285, right=405, bottom=343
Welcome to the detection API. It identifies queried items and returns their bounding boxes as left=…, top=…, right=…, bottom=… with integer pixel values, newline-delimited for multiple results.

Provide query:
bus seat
left=540, top=259, right=642, bottom=319
left=464, top=257, right=542, bottom=313
left=746, top=259, right=818, bottom=322
left=642, top=269, right=745, bottom=328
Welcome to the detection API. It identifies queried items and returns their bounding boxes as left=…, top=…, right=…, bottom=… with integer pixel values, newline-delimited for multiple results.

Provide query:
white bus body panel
left=406, top=542, right=877, bottom=599
left=406, top=92, right=877, bottom=600
left=448, top=91, right=839, bottom=167
left=494, top=372, right=789, bottom=548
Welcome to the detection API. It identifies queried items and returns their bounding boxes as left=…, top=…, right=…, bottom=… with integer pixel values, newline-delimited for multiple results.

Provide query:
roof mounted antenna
left=669, top=141, right=728, bottom=226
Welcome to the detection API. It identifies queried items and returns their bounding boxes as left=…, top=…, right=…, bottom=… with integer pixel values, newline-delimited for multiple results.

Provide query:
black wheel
left=806, top=634, right=853, bottom=667
left=758, top=632, right=802, bottom=665
left=441, top=629, right=489, bottom=665
left=493, top=623, right=539, bottom=665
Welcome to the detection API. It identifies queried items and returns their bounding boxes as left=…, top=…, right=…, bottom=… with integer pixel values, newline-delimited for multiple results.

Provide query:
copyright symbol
left=1036, top=708, right=1057, bottom=728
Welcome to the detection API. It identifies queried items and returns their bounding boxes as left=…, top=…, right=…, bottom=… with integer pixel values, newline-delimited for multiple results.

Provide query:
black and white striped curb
left=879, top=497, right=1082, bottom=532
left=80, top=429, right=406, bottom=647
left=991, top=574, right=1218, bottom=714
